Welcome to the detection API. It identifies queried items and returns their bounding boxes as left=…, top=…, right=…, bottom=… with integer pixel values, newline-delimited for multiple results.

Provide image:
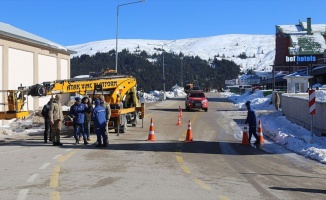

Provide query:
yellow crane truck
left=0, top=71, right=144, bottom=133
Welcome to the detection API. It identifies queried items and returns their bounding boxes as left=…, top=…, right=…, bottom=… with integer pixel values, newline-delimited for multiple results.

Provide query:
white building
left=0, top=22, right=75, bottom=117
left=283, top=70, right=313, bottom=93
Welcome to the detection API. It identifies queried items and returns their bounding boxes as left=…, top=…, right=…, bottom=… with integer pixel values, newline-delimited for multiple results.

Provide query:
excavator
left=0, top=69, right=145, bottom=133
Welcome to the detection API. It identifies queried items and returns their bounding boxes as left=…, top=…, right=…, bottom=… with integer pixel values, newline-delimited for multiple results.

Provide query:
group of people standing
left=42, top=94, right=111, bottom=147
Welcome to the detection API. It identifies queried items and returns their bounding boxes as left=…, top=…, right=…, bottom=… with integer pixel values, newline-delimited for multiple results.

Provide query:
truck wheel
left=132, top=112, right=139, bottom=127
left=204, top=108, right=208, bottom=112
left=186, top=107, right=190, bottom=111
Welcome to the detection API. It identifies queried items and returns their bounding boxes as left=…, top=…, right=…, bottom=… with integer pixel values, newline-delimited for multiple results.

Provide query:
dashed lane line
left=17, top=189, right=28, bottom=200
left=218, top=195, right=230, bottom=200
left=50, top=149, right=78, bottom=199
left=57, top=151, right=76, bottom=163
left=194, top=178, right=212, bottom=190
left=52, top=154, right=62, bottom=160
left=50, top=165, right=61, bottom=188
left=39, top=163, right=51, bottom=170
left=176, top=155, right=183, bottom=163
left=181, top=164, right=191, bottom=173
left=50, top=191, right=61, bottom=200
left=175, top=112, right=230, bottom=198
left=27, top=174, right=39, bottom=183
left=64, top=148, right=73, bottom=152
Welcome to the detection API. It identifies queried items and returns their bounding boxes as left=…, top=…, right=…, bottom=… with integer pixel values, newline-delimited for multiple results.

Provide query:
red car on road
left=185, top=91, right=208, bottom=112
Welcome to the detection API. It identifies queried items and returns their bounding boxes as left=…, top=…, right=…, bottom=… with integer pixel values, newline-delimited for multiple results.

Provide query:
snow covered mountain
left=67, top=34, right=275, bottom=72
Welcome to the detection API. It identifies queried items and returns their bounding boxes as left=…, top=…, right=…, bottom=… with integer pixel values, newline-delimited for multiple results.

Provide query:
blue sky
left=1, top=0, right=325, bottom=46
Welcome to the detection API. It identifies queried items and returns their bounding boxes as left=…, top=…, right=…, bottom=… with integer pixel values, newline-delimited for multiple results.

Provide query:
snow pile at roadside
left=221, top=90, right=326, bottom=164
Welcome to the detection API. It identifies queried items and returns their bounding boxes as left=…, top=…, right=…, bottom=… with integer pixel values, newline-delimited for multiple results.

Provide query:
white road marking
left=65, top=148, right=73, bottom=152
left=0, top=147, right=38, bottom=154
left=39, top=163, right=51, bottom=170
left=53, top=154, right=62, bottom=160
left=17, top=189, right=28, bottom=200
left=27, top=174, right=39, bottom=182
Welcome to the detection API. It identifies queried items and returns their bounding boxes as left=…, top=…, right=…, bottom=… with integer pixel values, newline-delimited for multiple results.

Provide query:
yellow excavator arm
left=0, top=72, right=143, bottom=121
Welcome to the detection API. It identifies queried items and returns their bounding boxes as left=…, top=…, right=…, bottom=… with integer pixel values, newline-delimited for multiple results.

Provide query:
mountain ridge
left=67, top=34, right=276, bottom=72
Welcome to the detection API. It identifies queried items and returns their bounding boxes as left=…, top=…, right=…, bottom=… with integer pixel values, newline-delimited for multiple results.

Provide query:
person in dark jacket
left=82, top=96, right=93, bottom=141
left=92, top=99, right=108, bottom=147
left=245, top=101, right=260, bottom=144
left=99, top=95, right=111, bottom=143
left=69, top=97, right=88, bottom=145
left=42, top=97, right=54, bottom=143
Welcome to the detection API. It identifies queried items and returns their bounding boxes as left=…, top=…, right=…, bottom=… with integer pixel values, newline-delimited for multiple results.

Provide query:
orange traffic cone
left=178, top=105, right=181, bottom=112
left=176, top=116, right=181, bottom=126
left=242, top=125, right=250, bottom=145
left=147, top=118, right=156, bottom=141
left=257, top=119, right=264, bottom=143
left=185, top=120, right=193, bottom=142
left=179, top=109, right=183, bottom=118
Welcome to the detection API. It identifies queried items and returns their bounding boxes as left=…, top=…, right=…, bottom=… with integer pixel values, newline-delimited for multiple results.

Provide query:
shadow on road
left=242, top=172, right=326, bottom=180
left=270, top=186, right=326, bottom=194
left=1, top=134, right=286, bottom=156
left=207, top=96, right=231, bottom=103
left=149, top=108, right=181, bottom=112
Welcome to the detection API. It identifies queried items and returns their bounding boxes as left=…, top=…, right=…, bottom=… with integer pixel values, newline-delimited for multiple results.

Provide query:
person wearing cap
left=42, top=97, right=54, bottom=143
left=49, top=94, right=64, bottom=146
left=92, top=99, right=108, bottom=147
left=99, top=95, right=111, bottom=143
left=69, top=96, right=88, bottom=145
left=244, top=101, right=260, bottom=144
left=82, top=96, right=93, bottom=141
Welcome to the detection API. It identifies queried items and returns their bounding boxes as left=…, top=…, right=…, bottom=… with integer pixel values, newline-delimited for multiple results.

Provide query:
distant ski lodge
left=261, top=18, right=326, bottom=91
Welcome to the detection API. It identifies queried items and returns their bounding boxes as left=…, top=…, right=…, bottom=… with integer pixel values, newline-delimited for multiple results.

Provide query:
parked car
left=185, top=91, right=208, bottom=112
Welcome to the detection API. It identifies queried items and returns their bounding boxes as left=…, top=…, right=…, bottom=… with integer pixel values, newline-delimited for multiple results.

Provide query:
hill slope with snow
left=68, top=34, right=275, bottom=72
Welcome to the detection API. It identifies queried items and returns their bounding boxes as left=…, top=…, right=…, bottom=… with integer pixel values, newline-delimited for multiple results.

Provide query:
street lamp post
left=115, top=0, right=145, bottom=73
left=270, top=65, right=275, bottom=91
left=148, top=40, right=176, bottom=94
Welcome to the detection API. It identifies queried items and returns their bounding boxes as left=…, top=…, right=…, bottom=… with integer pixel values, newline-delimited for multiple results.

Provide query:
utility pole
left=147, top=40, right=176, bottom=94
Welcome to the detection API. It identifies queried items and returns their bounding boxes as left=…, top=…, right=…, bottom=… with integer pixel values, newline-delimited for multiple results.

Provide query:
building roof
left=283, top=69, right=313, bottom=80
left=277, top=24, right=326, bottom=35
left=0, top=22, right=74, bottom=54
left=246, top=75, right=260, bottom=80
left=312, top=65, right=326, bottom=76
left=277, top=21, right=326, bottom=55
left=289, top=34, right=326, bottom=54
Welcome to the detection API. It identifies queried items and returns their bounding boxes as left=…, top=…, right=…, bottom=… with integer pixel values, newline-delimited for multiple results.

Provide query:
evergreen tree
left=238, top=52, right=247, bottom=59
left=71, top=49, right=240, bottom=92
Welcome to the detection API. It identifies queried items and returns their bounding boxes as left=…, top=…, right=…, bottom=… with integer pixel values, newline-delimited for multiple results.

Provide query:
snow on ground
left=1, top=86, right=326, bottom=164
left=221, top=90, right=326, bottom=164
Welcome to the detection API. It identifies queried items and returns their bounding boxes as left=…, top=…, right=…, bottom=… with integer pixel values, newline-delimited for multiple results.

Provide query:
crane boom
left=0, top=70, right=144, bottom=133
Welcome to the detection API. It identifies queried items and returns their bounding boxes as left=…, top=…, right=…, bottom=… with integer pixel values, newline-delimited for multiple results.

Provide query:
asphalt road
left=1, top=92, right=326, bottom=200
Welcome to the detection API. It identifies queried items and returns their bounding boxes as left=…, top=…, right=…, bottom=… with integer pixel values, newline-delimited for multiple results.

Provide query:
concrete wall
left=0, top=35, right=71, bottom=125
left=0, top=37, right=71, bottom=111
left=8, top=48, right=34, bottom=110
left=281, top=93, right=326, bottom=136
